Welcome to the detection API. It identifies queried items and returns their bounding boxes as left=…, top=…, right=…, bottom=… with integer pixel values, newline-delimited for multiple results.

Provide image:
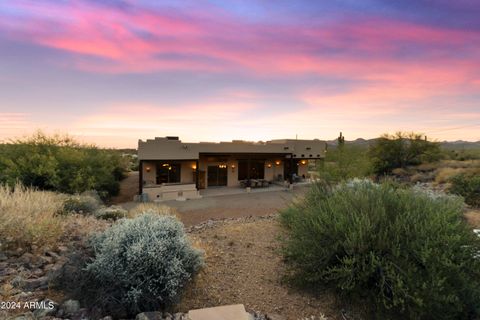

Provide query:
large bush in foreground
left=280, top=180, right=480, bottom=319
left=86, top=214, right=203, bottom=315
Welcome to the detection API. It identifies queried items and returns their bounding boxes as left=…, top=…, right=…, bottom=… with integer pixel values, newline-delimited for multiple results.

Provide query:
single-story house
left=138, top=136, right=326, bottom=201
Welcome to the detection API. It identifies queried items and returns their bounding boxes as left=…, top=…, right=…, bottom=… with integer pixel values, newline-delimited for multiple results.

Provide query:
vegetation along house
left=138, top=136, right=327, bottom=201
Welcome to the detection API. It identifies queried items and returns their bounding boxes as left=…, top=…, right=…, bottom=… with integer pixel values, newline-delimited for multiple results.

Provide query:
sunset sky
left=1, top=0, right=479, bottom=147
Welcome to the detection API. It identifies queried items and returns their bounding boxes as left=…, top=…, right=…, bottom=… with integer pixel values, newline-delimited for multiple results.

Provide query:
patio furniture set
left=239, top=179, right=270, bottom=188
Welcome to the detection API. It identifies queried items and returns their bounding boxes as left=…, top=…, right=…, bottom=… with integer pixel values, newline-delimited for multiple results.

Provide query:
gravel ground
left=176, top=216, right=344, bottom=320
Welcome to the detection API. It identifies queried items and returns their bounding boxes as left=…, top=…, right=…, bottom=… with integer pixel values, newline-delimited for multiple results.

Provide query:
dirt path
left=110, top=171, right=139, bottom=204
left=177, top=217, right=341, bottom=320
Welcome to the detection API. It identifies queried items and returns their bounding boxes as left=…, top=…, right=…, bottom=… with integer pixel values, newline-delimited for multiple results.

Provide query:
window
left=156, top=162, right=181, bottom=184
left=238, top=159, right=265, bottom=180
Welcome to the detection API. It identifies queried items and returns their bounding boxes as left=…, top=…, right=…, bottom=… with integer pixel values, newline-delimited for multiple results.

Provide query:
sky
left=0, top=0, right=479, bottom=148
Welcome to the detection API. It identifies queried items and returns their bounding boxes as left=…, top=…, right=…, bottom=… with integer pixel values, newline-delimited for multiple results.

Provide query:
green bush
left=280, top=180, right=480, bottom=319
left=449, top=172, right=480, bottom=207
left=0, top=132, right=128, bottom=199
left=62, top=194, right=101, bottom=215
left=319, top=144, right=372, bottom=183
left=85, top=214, right=203, bottom=315
left=94, top=205, right=128, bottom=220
left=369, top=132, right=442, bottom=175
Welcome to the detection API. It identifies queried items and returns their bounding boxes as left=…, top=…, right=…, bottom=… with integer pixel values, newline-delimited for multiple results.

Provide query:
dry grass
left=438, top=160, right=480, bottom=169
left=434, top=168, right=468, bottom=184
left=0, top=183, right=65, bottom=251
left=128, top=202, right=178, bottom=218
left=465, top=210, right=480, bottom=229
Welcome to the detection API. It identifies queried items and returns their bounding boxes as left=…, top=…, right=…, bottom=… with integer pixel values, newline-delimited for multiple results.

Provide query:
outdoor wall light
left=300, top=160, right=307, bottom=165
left=275, top=160, right=281, bottom=166
left=267, top=163, right=272, bottom=168
left=145, top=166, right=151, bottom=172
left=219, top=164, right=227, bottom=168
left=192, top=164, right=197, bottom=170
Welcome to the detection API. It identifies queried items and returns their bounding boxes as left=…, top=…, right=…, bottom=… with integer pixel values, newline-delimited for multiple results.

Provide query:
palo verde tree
left=369, top=132, right=442, bottom=175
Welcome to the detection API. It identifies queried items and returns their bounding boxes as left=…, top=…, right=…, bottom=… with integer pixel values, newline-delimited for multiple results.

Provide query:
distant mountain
left=327, top=138, right=377, bottom=148
left=440, top=140, right=480, bottom=150
left=327, top=138, right=480, bottom=150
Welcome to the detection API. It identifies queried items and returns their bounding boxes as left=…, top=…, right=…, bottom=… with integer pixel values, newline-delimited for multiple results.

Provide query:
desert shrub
left=319, top=144, right=372, bottom=183
left=369, top=132, right=442, bottom=175
left=85, top=214, right=203, bottom=315
left=94, top=206, right=128, bottom=220
left=0, top=183, right=64, bottom=250
left=450, top=172, right=480, bottom=207
left=62, top=193, right=101, bottom=215
left=280, top=180, right=480, bottom=319
left=0, top=132, right=128, bottom=199
left=128, top=203, right=177, bottom=218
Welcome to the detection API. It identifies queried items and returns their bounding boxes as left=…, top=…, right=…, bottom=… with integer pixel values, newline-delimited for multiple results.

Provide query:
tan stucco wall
left=264, top=160, right=284, bottom=181
left=181, top=161, right=196, bottom=184
left=297, top=162, right=308, bottom=178
left=143, top=161, right=157, bottom=185
left=227, top=159, right=239, bottom=187
left=143, top=184, right=199, bottom=201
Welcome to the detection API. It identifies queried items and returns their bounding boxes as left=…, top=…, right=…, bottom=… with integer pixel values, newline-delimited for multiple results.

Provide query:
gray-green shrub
left=86, top=214, right=203, bottom=315
left=62, top=193, right=101, bottom=215
left=94, top=205, right=128, bottom=220
left=280, top=180, right=480, bottom=319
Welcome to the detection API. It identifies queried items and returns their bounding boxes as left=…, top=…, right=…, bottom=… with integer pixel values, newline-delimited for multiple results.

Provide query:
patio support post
left=289, top=155, right=294, bottom=184
left=138, top=160, right=143, bottom=195
left=247, top=156, right=251, bottom=180
left=195, top=159, right=199, bottom=190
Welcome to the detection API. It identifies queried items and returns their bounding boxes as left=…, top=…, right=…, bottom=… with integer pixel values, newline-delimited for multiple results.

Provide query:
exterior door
left=207, top=165, right=227, bottom=187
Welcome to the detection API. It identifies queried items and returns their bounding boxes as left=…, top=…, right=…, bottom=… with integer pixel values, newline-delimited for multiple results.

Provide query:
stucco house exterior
left=137, top=136, right=326, bottom=201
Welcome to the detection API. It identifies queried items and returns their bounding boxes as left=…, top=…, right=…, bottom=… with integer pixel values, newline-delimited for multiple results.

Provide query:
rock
left=163, top=312, right=173, bottom=320
left=11, top=311, right=36, bottom=320
left=99, top=316, right=113, bottom=320
left=19, top=253, right=35, bottom=267
left=45, top=251, right=61, bottom=260
left=0, top=266, right=16, bottom=276
left=12, top=291, right=33, bottom=301
left=33, top=299, right=58, bottom=318
left=11, top=275, right=26, bottom=288
left=0, top=252, right=7, bottom=261
left=173, top=313, right=186, bottom=320
left=266, top=314, right=286, bottom=320
left=38, top=255, right=54, bottom=266
left=57, top=245, right=69, bottom=254
left=60, top=299, right=81, bottom=317
left=135, top=311, right=164, bottom=320
left=72, top=307, right=90, bottom=320
left=23, top=276, right=49, bottom=291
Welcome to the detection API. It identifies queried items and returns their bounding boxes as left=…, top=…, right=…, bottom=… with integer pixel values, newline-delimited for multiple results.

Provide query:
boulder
left=59, top=299, right=81, bottom=317
left=135, top=311, right=164, bottom=320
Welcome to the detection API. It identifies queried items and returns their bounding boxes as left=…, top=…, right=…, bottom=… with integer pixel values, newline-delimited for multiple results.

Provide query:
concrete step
left=188, top=304, right=251, bottom=320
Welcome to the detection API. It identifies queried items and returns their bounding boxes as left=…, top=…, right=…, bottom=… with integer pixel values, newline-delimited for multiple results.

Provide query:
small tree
left=319, top=143, right=371, bottom=183
left=369, top=132, right=441, bottom=175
